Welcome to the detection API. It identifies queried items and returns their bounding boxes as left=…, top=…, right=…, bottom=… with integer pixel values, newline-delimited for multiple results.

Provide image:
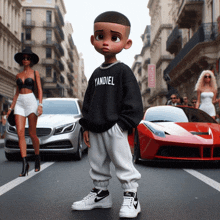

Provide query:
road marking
left=0, top=162, right=54, bottom=196
left=184, top=169, right=220, bottom=192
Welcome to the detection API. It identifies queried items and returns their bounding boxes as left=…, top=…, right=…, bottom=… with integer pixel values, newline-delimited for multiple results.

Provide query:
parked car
left=128, top=105, right=220, bottom=164
left=4, top=98, right=87, bottom=161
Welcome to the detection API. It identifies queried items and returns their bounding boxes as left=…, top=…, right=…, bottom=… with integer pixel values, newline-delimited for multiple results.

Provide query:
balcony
left=177, top=0, right=204, bottom=28
left=54, top=43, right=64, bottom=57
left=67, top=60, right=74, bottom=73
left=22, top=20, right=35, bottom=28
left=67, top=73, right=74, bottom=81
left=59, top=60, right=64, bottom=71
left=55, top=5, right=64, bottom=27
left=68, top=35, right=74, bottom=49
left=164, top=22, right=218, bottom=80
left=23, top=40, right=35, bottom=46
left=68, top=48, right=74, bottom=62
left=54, top=25, right=64, bottom=41
left=43, top=21, right=55, bottom=28
left=41, top=58, right=58, bottom=67
left=42, top=40, right=56, bottom=46
left=166, top=26, right=182, bottom=54
left=143, top=58, right=150, bottom=70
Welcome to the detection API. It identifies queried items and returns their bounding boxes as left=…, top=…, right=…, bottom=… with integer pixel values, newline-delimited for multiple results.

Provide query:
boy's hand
left=83, top=131, right=90, bottom=148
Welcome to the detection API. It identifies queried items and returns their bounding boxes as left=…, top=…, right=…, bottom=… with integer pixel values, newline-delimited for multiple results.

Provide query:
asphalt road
left=1, top=144, right=220, bottom=220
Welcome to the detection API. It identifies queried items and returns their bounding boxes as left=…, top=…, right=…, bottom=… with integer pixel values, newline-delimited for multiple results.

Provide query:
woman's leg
left=28, top=113, right=40, bottom=172
left=15, top=115, right=27, bottom=157
left=28, top=113, right=39, bottom=155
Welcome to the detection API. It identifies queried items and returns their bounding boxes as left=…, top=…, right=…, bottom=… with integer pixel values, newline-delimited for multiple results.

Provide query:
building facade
left=135, top=0, right=220, bottom=110
left=164, top=0, right=220, bottom=104
left=147, top=0, right=173, bottom=106
left=0, top=0, right=22, bottom=111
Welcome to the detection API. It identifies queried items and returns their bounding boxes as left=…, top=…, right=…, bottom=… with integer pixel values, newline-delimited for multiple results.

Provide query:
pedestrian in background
left=195, top=70, right=218, bottom=119
left=168, top=94, right=178, bottom=106
left=191, top=97, right=197, bottom=108
left=6, top=48, right=43, bottom=177
left=0, top=111, right=7, bottom=138
left=176, top=95, right=183, bottom=105
left=182, top=96, right=192, bottom=107
left=71, top=11, right=143, bottom=218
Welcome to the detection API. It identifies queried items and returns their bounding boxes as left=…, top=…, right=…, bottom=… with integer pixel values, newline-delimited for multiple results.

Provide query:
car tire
left=133, top=129, right=141, bottom=164
left=5, top=152, right=21, bottom=161
left=75, top=130, right=83, bottom=160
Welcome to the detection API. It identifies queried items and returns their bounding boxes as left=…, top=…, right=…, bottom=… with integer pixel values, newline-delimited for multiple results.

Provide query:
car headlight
left=144, top=122, right=166, bottom=138
left=7, top=125, right=17, bottom=134
left=54, top=123, right=76, bottom=135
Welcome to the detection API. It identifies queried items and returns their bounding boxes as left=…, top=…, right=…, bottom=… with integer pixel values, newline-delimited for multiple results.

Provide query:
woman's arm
left=35, top=70, right=43, bottom=116
left=212, top=91, right=218, bottom=104
left=195, top=90, right=201, bottom=109
left=6, top=86, right=19, bottom=118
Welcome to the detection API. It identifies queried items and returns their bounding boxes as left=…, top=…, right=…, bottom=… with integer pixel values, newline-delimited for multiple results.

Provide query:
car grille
left=8, top=127, right=52, bottom=137
left=156, top=145, right=220, bottom=159
left=5, top=140, right=72, bottom=149
left=25, top=128, right=52, bottom=137
left=157, top=146, right=200, bottom=158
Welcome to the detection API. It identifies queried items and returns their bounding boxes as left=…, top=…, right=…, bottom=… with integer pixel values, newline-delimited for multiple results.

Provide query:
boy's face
left=91, top=22, right=132, bottom=58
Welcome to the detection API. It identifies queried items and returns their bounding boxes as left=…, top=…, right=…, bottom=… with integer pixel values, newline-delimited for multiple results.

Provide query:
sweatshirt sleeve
left=117, top=65, right=143, bottom=131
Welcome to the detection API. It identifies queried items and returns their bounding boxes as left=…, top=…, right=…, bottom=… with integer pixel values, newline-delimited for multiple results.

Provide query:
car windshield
left=41, top=100, right=79, bottom=115
left=144, top=106, right=217, bottom=123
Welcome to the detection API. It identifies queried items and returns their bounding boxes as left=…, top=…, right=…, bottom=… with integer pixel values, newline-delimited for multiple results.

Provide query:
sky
left=64, top=0, right=151, bottom=80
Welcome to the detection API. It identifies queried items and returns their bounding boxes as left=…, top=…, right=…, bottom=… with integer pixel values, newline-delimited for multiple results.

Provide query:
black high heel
left=19, top=157, right=29, bottom=177
left=35, top=154, right=41, bottom=172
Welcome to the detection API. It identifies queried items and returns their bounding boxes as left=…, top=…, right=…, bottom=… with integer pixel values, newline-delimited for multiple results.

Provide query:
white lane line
left=184, top=169, right=220, bottom=192
left=0, top=162, right=54, bottom=196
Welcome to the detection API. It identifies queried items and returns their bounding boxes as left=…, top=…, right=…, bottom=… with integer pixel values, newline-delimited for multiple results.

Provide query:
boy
left=71, top=11, right=143, bottom=218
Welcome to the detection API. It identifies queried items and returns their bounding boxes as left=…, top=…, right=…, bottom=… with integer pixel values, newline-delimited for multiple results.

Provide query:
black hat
left=14, top=48, right=39, bottom=65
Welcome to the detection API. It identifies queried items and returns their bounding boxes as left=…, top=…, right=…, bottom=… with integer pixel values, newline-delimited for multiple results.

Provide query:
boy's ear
left=124, top=39, right=132, bottom=49
left=90, top=35, right=95, bottom=45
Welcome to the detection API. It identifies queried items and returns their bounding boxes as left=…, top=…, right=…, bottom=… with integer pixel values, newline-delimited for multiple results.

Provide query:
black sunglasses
left=204, top=75, right=211, bottom=79
left=22, top=57, right=31, bottom=61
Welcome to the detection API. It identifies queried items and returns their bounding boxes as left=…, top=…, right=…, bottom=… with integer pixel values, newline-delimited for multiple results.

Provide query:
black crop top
left=16, top=78, right=35, bottom=91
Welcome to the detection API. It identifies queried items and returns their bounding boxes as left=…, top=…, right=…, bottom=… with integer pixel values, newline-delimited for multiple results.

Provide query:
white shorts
left=14, top=93, right=38, bottom=117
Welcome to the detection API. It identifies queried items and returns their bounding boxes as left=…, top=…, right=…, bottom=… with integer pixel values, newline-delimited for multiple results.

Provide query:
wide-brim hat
left=14, top=48, right=39, bottom=65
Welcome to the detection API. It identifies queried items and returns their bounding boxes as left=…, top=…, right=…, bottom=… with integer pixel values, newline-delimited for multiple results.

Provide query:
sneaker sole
left=72, top=202, right=112, bottom=211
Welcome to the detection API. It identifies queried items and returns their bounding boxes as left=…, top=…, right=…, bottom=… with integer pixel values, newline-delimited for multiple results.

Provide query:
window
left=26, top=9, right=31, bottom=25
left=46, top=0, right=52, bottom=3
left=46, top=48, right=52, bottom=58
left=26, top=0, right=32, bottom=2
left=46, top=11, right=52, bottom=24
left=25, top=28, right=31, bottom=40
left=46, top=66, right=52, bottom=77
left=46, top=29, right=52, bottom=43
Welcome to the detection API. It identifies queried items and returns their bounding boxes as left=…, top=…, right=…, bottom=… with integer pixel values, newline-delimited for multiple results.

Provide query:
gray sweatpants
left=88, top=123, right=141, bottom=192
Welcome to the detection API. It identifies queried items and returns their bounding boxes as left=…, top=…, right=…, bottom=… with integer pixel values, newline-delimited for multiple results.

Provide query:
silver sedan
left=4, top=98, right=87, bottom=161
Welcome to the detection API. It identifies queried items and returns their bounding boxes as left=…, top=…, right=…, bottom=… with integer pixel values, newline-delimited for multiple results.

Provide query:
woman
left=6, top=48, right=43, bottom=177
left=195, top=70, right=218, bottom=119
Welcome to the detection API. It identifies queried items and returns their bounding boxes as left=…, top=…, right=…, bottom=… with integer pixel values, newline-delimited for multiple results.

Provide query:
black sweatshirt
left=79, top=61, right=143, bottom=133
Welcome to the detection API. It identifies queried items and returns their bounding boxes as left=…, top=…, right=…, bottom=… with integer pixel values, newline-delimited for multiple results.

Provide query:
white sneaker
left=71, top=188, right=112, bottom=210
left=119, top=192, right=141, bottom=218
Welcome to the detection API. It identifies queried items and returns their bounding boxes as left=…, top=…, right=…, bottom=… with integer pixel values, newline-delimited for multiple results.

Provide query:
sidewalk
left=0, top=139, right=4, bottom=148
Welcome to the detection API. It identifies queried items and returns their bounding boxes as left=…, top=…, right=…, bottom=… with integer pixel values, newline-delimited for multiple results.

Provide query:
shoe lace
left=82, top=192, right=96, bottom=201
left=122, top=197, right=134, bottom=207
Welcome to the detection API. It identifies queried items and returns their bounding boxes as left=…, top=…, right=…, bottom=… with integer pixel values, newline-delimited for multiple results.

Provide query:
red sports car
left=129, top=105, right=220, bottom=164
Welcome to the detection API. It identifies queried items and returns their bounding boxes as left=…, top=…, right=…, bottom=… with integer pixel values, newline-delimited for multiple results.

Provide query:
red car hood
left=149, top=122, right=220, bottom=145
